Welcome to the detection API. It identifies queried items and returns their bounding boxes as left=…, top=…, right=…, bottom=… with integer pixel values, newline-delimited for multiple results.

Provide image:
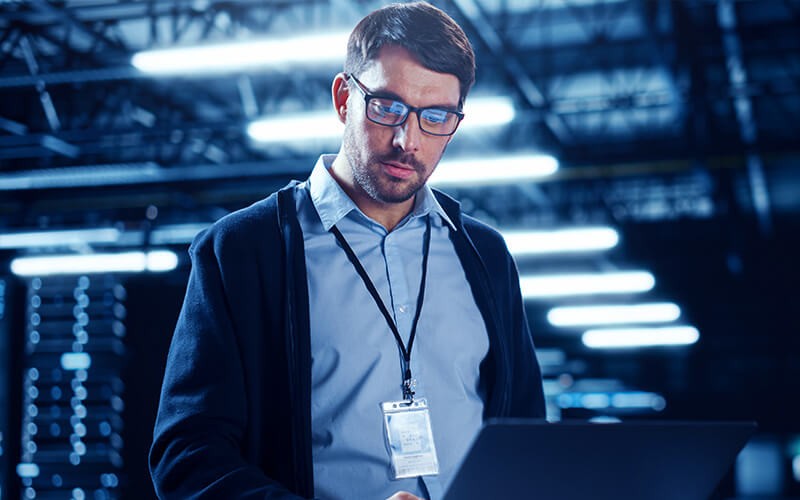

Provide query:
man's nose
left=392, top=112, right=422, bottom=153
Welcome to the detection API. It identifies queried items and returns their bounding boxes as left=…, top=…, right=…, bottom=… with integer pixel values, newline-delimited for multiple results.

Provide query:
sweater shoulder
left=432, top=188, right=505, bottom=248
left=190, top=189, right=283, bottom=256
left=461, top=213, right=509, bottom=258
left=215, top=193, right=279, bottom=237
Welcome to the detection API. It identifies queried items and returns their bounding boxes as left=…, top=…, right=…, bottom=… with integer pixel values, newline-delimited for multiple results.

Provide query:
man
left=149, top=2, right=545, bottom=499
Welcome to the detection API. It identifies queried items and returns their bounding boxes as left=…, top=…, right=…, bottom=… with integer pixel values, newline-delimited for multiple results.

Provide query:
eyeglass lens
left=366, top=97, right=459, bottom=135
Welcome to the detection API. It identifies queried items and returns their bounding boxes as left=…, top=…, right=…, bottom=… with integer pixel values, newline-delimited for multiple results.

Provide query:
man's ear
left=332, top=73, right=350, bottom=124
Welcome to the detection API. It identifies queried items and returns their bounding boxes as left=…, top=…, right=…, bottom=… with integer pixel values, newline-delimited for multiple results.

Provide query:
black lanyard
left=329, top=217, right=431, bottom=402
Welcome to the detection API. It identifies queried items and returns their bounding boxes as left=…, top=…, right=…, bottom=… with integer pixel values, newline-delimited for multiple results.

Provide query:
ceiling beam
left=449, top=0, right=574, bottom=147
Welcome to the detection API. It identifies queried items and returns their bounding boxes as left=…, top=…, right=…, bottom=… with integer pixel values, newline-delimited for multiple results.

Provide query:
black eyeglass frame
left=346, top=73, right=465, bottom=137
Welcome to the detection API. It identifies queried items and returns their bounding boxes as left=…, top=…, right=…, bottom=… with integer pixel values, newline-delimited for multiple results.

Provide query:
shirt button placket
left=384, top=232, right=412, bottom=343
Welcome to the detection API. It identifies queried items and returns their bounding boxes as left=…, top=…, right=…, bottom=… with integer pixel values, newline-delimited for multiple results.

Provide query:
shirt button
left=398, top=305, right=408, bottom=314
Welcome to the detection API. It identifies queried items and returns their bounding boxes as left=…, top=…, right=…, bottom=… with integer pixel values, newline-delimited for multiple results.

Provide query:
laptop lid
left=443, top=419, right=757, bottom=500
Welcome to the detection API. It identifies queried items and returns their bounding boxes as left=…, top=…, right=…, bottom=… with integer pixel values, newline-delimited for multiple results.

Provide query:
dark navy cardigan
left=149, top=183, right=546, bottom=499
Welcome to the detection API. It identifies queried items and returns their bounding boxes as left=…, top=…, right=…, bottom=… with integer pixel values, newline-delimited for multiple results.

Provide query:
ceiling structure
left=1, top=0, right=799, bottom=429
left=0, top=0, right=797, bottom=219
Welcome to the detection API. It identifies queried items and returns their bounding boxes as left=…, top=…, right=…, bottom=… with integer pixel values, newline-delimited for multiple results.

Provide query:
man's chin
left=374, top=182, right=420, bottom=205
left=376, top=191, right=416, bottom=205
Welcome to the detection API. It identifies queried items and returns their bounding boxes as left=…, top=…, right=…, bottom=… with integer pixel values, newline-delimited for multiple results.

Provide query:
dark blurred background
left=1, top=0, right=799, bottom=498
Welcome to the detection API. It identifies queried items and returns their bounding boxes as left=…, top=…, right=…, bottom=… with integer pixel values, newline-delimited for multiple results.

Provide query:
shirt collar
left=307, top=154, right=457, bottom=232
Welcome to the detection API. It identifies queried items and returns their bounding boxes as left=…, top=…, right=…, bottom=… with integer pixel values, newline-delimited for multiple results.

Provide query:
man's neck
left=363, top=197, right=415, bottom=233
left=329, top=156, right=416, bottom=232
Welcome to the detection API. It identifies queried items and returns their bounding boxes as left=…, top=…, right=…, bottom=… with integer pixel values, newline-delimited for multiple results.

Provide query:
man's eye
left=387, top=101, right=407, bottom=116
left=422, top=109, right=449, bottom=124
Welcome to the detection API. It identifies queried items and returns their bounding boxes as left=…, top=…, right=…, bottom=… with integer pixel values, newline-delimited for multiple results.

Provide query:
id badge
left=381, top=398, right=440, bottom=479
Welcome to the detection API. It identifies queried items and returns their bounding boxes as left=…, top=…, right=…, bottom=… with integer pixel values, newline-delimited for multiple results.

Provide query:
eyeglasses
left=346, top=74, right=464, bottom=137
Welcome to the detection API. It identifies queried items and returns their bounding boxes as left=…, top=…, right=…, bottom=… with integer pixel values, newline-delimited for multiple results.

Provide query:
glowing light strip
left=246, top=96, right=515, bottom=143
left=556, top=391, right=666, bottom=410
left=132, top=32, right=350, bottom=75
left=499, top=226, right=617, bottom=255
left=16, top=463, right=40, bottom=478
left=430, top=154, right=557, bottom=186
left=520, top=271, right=655, bottom=299
left=61, top=352, right=92, bottom=370
left=247, top=111, right=341, bottom=143
left=10, top=250, right=178, bottom=276
left=582, top=326, right=700, bottom=348
left=612, top=392, right=666, bottom=410
left=547, top=302, right=681, bottom=327
left=149, top=223, right=210, bottom=245
left=461, top=96, right=515, bottom=127
left=0, top=228, right=120, bottom=249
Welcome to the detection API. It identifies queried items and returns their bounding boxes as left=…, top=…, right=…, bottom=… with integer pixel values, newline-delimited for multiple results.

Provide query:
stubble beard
left=343, top=127, right=431, bottom=205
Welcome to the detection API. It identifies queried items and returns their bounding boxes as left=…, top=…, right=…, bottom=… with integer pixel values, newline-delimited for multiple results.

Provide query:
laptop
left=443, top=419, right=757, bottom=500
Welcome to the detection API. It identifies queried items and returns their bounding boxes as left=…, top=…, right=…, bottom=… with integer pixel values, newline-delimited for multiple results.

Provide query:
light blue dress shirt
left=295, top=155, right=490, bottom=500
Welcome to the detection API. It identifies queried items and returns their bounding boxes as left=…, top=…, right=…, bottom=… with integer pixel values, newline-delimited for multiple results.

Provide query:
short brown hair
left=344, top=2, right=476, bottom=108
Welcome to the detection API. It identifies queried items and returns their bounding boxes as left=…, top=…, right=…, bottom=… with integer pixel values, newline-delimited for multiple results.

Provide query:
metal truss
left=0, top=0, right=798, bottom=230
left=0, top=0, right=378, bottom=170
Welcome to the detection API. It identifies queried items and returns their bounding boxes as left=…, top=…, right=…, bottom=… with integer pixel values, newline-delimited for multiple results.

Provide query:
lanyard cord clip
left=403, top=368, right=417, bottom=403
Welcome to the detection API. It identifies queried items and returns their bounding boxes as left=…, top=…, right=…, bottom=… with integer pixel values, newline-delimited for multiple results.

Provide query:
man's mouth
left=381, top=161, right=416, bottom=180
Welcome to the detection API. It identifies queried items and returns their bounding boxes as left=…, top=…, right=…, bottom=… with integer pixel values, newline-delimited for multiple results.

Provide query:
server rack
left=1, top=278, right=8, bottom=499
left=15, top=276, right=126, bottom=500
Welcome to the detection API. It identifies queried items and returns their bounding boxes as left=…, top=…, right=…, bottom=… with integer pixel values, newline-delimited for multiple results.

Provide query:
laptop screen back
left=443, top=419, right=756, bottom=500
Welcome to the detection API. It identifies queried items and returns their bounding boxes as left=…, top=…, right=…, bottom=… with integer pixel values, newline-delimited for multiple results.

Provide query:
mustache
left=377, top=150, right=425, bottom=172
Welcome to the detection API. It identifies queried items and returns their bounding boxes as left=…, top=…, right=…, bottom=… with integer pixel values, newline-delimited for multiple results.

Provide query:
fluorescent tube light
left=0, top=228, right=120, bottom=249
left=462, top=96, right=515, bottom=126
left=500, top=227, right=617, bottom=255
left=611, top=392, right=666, bottom=410
left=10, top=250, right=178, bottom=276
left=557, top=391, right=665, bottom=410
left=520, top=271, right=655, bottom=299
left=582, top=326, right=700, bottom=349
left=547, top=302, right=681, bottom=327
left=430, top=154, right=558, bottom=186
left=132, top=32, right=350, bottom=75
left=580, top=393, right=610, bottom=409
left=247, top=111, right=342, bottom=143
left=146, top=250, right=179, bottom=271
left=246, top=96, right=516, bottom=144
left=0, top=224, right=210, bottom=250
left=150, top=223, right=211, bottom=245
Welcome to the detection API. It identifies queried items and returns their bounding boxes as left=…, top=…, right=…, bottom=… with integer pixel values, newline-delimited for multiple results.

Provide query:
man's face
left=340, top=45, right=461, bottom=205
